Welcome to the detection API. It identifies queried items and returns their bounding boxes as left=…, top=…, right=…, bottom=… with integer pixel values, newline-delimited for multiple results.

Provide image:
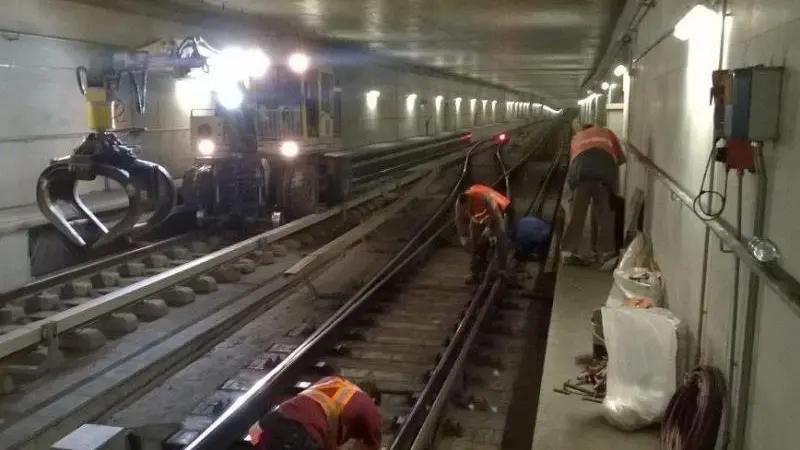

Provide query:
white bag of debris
left=606, top=232, right=664, bottom=308
left=601, top=306, right=680, bottom=431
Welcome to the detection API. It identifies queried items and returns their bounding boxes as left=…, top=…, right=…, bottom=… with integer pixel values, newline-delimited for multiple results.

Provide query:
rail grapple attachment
left=37, top=132, right=176, bottom=248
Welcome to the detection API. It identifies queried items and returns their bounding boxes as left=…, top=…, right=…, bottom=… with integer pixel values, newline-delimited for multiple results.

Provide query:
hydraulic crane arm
left=37, top=36, right=219, bottom=248
left=76, top=36, right=218, bottom=129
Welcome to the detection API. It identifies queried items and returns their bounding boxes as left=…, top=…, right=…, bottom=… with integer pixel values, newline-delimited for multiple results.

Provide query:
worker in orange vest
left=248, top=375, right=383, bottom=450
left=562, top=123, right=626, bottom=270
left=455, top=183, right=513, bottom=284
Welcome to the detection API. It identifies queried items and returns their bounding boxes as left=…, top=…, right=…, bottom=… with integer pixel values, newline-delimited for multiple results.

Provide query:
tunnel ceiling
left=90, top=0, right=624, bottom=103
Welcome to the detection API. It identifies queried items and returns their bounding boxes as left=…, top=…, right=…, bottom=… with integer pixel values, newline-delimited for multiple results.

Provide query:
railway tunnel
left=0, top=1, right=798, bottom=450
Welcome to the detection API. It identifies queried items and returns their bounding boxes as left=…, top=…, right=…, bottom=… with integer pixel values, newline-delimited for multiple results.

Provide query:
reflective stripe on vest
left=297, top=377, right=359, bottom=450
left=464, top=184, right=510, bottom=224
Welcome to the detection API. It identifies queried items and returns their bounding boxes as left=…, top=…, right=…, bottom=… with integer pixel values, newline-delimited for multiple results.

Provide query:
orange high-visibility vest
left=299, top=377, right=361, bottom=450
left=463, top=184, right=510, bottom=224
left=248, top=377, right=361, bottom=448
left=569, top=127, right=623, bottom=162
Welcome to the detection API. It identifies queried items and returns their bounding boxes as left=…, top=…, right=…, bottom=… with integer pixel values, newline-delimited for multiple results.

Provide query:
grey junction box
left=722, top=66, right=784, bottom=142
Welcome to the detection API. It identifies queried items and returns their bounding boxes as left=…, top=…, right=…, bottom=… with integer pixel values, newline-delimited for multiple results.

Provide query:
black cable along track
left=160, top=120, right=560, bottom=450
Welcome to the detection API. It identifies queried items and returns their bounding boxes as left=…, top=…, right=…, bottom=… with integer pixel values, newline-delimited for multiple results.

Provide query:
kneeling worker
left=455, top=183, right=512, bottom=284
left=248, top=375, right=383, bottom=450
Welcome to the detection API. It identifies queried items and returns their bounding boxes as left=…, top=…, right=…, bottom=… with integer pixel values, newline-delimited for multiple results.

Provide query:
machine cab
left=189, top=63, right=341, bottom=160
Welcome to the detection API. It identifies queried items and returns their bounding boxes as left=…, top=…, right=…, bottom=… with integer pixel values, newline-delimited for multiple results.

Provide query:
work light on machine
left=280, top=141, right=300, bottom=158
left=198, top=138, right=215, bottom=156
left=288, top=52, right=310, bottom=74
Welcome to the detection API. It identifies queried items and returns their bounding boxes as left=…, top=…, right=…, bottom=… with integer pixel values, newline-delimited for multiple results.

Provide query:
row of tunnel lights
left=578, top=5, right=722, bottom=107
left=364, top=90, right=560, bottom=114
left=578, top=64, right=626, bottom=106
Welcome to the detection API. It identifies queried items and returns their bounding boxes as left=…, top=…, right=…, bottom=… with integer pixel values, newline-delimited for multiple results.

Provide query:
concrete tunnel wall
left=0, top=0, right=535, bottom=211
left=582, top=0, right=800, bottom=448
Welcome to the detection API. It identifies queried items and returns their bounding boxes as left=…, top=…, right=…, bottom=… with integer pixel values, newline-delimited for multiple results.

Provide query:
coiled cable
left=659, top=366, right=726, bottom=450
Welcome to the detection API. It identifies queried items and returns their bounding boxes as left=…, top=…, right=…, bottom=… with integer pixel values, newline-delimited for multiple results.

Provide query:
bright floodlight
left=246, top=49, right=270, bottom=78
left=613, top=64, right=628, bottom=77
left=674, top=5, right=719, bottom=41
left=280, top=141, right=299, bottom=158
left=217, top=84, right=243, bottom=109
left=198, top=139, right=215, bottom=156
left=601, top=82, right=610, bottom=90
left=288, top=53, right=310, bottom=74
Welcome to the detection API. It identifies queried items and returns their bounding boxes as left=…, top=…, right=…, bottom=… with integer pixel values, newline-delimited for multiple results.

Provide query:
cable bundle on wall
left=659, top=366, right=726, bottom=450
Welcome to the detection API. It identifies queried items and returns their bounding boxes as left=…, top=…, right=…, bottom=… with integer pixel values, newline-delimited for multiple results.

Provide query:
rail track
left=0, top=122, right=549, bottom=450
left=135, top=119, right=572, bottom=450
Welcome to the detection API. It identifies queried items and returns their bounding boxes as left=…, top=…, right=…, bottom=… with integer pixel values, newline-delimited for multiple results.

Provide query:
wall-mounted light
left=454, top=97, right=462, bottom=112
left=673, top=5, right=718, bottom=41
left=469, top=98, right=477, bottom=110
left=491, top=100, right=497, bottom=107
left=434, top=95, right=444, bottom=110
left=366, top=90, right=380, bottom=110
left=601, top=82, right=610, bottom=91
left=406, top=93, right=418, bottom=113
left=610, top=83, right=618, bottom=89
left=613, top=64, right=628, bottom=77
left=481, top=99, right=488, bottom=109
left=287, top=52, right=310, bottom=74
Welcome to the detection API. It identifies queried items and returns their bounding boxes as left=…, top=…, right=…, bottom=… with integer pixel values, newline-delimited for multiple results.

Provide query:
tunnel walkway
left=531, top=263, right=659, bottom=449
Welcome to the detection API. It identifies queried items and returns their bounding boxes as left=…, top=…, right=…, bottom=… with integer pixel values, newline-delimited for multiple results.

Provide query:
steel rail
left=2, top=136, right=469, bottom=307
left=395, top=122, right=569, bottom=450
left=0, top=233, right=194, bottom=305
left=0, top=170, right=430, bottom=361
left=182, top=121, right=549, bottom=450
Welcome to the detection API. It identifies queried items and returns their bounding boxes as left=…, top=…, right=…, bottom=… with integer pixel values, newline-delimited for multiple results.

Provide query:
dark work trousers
left=562, top=180, right=615, bottom=256
left=469, top=220, right=508, bottom=278
left=257, top=411, right=322, bottom=450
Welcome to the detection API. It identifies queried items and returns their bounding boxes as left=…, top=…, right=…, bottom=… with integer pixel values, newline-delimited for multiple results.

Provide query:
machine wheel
left=279, top=163, right=319, bottom=219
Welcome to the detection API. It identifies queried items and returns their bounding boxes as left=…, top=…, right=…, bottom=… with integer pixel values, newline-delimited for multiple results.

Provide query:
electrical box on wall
left=711, top=66, right=783, bottom=141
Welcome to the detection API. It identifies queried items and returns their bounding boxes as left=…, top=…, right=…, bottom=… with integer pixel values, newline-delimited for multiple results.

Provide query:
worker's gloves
left=487, top=236, right=498, bottom=246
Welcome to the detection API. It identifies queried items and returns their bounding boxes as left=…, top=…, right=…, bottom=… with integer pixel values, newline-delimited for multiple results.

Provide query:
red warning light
left=497, top=133, right=507, bottom=142
left=461, top=133, right=472, bottom=141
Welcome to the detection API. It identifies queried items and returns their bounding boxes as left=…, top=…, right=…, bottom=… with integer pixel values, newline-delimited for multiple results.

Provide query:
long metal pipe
left=626, top=143, right=800, bottom=317
left=581, top=0, right=654, bottom=89
left=695, top=0, right=730, bottom=369
left=731, top=145, right=768, bottom=450
left=723, top=170, right=744, bottom=446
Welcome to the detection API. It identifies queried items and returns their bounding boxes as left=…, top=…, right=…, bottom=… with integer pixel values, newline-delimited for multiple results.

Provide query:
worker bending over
left=248, top=374, right=383, bottom=450
left=455, top=183, right=512, bottom=284
left=562, top=123, right=626, bottom=270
